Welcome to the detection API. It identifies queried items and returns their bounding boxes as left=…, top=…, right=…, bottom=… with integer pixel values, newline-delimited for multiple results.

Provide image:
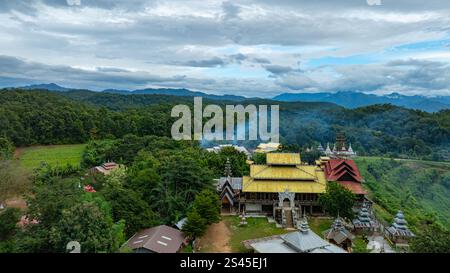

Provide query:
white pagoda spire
left=348, top=143, right=353, bottom=153
left=325, top=143, right=332, bottom=155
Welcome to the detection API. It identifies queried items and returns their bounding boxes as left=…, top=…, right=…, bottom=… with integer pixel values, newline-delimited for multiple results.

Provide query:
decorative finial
left=224, top=157, right=232, bottom=177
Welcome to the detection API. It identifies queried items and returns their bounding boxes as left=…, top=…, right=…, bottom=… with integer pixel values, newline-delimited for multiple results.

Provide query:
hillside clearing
left=15, top=144, right=86, bottom=170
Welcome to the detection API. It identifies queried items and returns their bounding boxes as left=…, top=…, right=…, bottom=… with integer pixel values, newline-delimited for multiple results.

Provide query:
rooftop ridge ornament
left=299, top=215, right=310, bottom=233
left=224, top=157, right=232, bottom=177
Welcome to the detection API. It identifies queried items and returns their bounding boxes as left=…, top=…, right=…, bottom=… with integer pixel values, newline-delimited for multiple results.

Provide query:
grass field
left=16, top=144, right=86, bottom=170
left=222, top=216, right=288, bottom=253
left=309, top=217, right=333, bottom=235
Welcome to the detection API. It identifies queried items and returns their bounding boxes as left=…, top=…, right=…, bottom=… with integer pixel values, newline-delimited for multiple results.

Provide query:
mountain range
left=14, top=83, right=450, bottom=112
left=273, top=91, right=450, bottom=112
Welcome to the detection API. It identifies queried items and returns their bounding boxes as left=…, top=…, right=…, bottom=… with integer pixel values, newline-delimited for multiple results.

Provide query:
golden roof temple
left=242, top=153, right=327, bottom=194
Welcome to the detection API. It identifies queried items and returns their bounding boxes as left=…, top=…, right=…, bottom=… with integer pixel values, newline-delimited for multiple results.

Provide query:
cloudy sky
left=0, top=0, right=449, bottom=97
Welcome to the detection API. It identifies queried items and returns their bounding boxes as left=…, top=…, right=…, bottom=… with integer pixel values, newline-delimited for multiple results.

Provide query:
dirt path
left=197, top=221, right=231, bottom=253
left=13, top=147, right=23, bottom=159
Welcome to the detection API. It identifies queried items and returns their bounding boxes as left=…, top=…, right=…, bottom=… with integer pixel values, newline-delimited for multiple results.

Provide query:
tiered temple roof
left=386, top=211, right=415, bottom=238
left=217, top=158, right=242, bottom=206
left=242, top=153, right=327, bottom=193
left=353, top=202, right=376, bottom=228
left=324, top=159, right=367, bottom=195
left=323, top=217, right=355, bottom=245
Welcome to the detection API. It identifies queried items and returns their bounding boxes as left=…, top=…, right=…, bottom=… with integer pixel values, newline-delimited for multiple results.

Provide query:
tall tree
left=193, top=189, right=221, bottom=225
left=50, top=201, right=125, bottom=253
left=182, top=209, right=207, bottom=239
left=0, top=137, right=14, bottom=160
left=318, top=182, right=356, bottom=219
left=102, top=186, right=160, bottom=237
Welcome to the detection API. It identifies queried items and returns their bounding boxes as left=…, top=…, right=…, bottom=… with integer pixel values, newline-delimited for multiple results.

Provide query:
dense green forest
left=1, top=89, right=449, bottom=161
left=0, top=135, right=247, bottom=252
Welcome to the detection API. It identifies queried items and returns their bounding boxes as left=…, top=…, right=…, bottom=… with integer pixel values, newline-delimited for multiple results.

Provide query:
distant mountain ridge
left=15, top=83, right=247, bottom=101
left=21, top=83, right=72, bottom=92
left=102, top=88, right=248, bottom=101
left=12, top=83, right=450, bottom=112
left=273, top=91, right=450, bottom=112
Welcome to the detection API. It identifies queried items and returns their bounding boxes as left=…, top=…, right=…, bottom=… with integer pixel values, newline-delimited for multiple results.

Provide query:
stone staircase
left=284, top=209, right=294, bottom=228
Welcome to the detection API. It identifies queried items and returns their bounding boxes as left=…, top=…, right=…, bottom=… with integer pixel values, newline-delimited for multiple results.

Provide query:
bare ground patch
left=196, top=220, right=231, bottom=253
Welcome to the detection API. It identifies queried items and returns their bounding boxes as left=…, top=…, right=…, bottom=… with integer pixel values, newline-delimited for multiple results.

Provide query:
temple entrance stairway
left=284, top=209, right=294, bottom=228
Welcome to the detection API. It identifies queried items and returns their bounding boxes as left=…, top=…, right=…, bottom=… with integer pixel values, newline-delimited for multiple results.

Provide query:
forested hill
left=0, top=89, right=449, bottom=161
left=0, top=90, right=176, bottom=146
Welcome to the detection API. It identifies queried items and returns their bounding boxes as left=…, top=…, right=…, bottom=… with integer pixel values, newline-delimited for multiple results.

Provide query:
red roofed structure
left=324, top=159, right=367, bottom=196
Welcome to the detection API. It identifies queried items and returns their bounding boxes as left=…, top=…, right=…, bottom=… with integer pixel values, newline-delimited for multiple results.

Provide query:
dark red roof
left=337, top=181, right=367, bottom=195
left=324, top=159, right=363, bottom=183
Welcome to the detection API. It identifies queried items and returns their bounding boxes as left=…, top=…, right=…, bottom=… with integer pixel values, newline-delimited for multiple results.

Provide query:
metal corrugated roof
left=218, top=177, right=243, bottom=190
left=126, top=225, right=184, bottom=253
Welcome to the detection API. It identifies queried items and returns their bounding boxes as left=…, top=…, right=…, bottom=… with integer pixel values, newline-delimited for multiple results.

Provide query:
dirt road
left=197, top=221, right=231, bottom=253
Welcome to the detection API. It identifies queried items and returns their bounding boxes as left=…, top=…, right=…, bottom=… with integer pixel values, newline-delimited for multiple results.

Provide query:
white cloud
left=0, top=0, right=449, bottom=96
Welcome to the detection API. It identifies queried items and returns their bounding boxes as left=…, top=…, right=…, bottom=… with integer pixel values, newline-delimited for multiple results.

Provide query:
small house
left=124, top=225, right=185, bottom=253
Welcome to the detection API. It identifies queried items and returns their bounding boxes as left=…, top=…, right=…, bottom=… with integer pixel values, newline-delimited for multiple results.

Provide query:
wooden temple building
left=217, top=158, right=242, bottom=213
left=323, top=216, right=355, bottom=252
left=241, top=153, right=327, bottom=228
left=217, top=150, right=369, bottom=228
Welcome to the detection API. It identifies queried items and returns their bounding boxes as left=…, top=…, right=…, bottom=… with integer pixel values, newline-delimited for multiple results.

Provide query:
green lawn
left=222, top=216, right=288, bottom=253
left=309, top=217, right=333, bottom=235
left=16, top=144, right=86, bottom=169
left=222, top=216, right=334, bottom=253
left=352, top=236, right=369, bottom=253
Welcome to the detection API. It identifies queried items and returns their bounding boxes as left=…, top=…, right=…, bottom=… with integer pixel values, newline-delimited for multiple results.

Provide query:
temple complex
left=241, top=153, right=327, bottom=228
left=217, top=149, right=369, bottom=228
